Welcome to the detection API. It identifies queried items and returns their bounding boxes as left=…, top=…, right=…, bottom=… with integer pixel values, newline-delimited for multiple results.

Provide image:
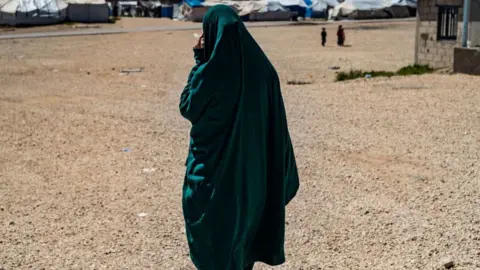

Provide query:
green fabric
left=180, top=5, right=299, bottom=270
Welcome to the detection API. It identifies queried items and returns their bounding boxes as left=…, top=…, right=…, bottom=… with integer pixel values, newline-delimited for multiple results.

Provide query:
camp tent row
left=1, top=0, right=416, bottom=25
left=179, top=0, right=417, bottom=21
left=329, top=0, right=416, bottom=20
left=0, top=0, right=109, bottom=25
left=180, top=0, right=309, bottom=22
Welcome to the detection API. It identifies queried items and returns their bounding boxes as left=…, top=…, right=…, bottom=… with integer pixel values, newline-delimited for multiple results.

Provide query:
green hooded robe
left=180, top=5, right=300, bottom=270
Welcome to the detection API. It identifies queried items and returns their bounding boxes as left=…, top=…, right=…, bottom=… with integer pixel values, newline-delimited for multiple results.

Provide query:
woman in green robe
left=180, top=5, right=299, bottom=270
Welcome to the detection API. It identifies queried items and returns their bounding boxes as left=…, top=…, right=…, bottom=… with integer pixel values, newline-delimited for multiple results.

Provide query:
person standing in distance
left=337, top=25, right=345, bottom=46
left=321, top=27, right=327, bottom=46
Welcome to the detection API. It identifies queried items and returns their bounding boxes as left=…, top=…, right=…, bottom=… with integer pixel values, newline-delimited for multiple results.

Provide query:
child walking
left=321, top=28, right=327, bottom=46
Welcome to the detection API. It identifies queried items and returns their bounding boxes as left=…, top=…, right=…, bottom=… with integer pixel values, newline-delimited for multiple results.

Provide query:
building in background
left=415, top=0, right=480, bottom=74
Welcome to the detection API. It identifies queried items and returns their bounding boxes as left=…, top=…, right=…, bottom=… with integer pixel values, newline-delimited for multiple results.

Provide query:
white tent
left=179, top=0, right=415, bottom=21
left=0, top=0, right=67, bottom=25
left=180, top=0, right=307, bottom=22
left=330, top=0, right=415, bottom=19
left=64, top=0, right=109, bottom=23
left=331, top=0, right=389, bottom=17
left=309, top=0, right=337, bottom=17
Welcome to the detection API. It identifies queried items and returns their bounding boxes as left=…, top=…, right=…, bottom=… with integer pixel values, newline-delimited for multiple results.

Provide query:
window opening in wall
left=437, top=6, right=459, bottom=41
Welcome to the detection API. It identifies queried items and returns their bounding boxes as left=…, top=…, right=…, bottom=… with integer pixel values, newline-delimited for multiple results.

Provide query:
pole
left=414, top=9, right=420, bottom=64
left=462, top=0, right=471, bottom=47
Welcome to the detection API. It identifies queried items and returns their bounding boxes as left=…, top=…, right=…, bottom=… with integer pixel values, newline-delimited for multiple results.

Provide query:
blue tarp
left=303, top=0, right=311, bottom=17
left=184, top=0, right=203, bottom=8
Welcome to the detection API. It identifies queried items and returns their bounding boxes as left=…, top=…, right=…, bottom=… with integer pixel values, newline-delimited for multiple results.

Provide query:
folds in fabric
left=180, top=5, right=299, bottom=270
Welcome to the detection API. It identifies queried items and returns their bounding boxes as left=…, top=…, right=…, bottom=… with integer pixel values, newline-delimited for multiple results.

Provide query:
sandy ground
left=0, top=21, right=479, bottom=269
left=0, top=17, right=196, bottom=35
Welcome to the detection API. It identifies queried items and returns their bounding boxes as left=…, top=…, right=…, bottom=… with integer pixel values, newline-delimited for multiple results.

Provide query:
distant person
left=321, top=27, right=327, bottom=46
left=179, top=5, right=299, bottom=270
left=337, top=25, right=345, bottom=46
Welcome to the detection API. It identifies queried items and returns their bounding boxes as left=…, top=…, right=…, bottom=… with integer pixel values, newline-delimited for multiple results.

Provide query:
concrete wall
left=249, top=12, right=295, bottom=21
left=470, top=0, right=480, bottom=46
left=67, top=4, right=109, bottom=23
left=415, top=0, right=464, bottom=68
left=453, top=47, right=480, bottom=74
left=471, top=0, right=480, bottom=21
left=471, top=22, right=480, bottom=46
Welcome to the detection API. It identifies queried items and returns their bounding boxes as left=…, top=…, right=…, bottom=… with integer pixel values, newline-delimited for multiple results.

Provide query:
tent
left=309, top=0, right=338, bottom=18
left=330, top=0, right=416, bottom=20
left=178, top=0, right=416, bottom=21
left=180, top=0, right=311, bottom=22
left=64, top=0, right=109, bottom=23
left=180, top=0, right=308, bottom=21
left=181, top=0, right=268, bottom=21
left=248, top=1, right=295, bottom=21
left=0, top=0, right=67, bottom=26
left=0, top=0, right=110, bottom=25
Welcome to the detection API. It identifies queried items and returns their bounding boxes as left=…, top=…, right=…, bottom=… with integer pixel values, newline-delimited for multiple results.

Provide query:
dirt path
left=0, top=17, right=414, bottom=40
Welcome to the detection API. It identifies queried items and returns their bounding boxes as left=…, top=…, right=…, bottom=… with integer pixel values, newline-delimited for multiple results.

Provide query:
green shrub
left=336, top=70, right=394, bottom=81
left=287, top=79, right=313, bottom=85
left=336, top=70, right=364, bottom=81
left=335, top=64, right=434, bottom=82
left=396, top=64, right=434, bottom=76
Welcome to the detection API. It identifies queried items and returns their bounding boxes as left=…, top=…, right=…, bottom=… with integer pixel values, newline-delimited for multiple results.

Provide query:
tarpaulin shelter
left=330, top=0, right=416, bottom=19
left=180, top=0, right=310, bottom=21
left=64, top=0, right=109, bottom=23
left=0, top=0, right=67, bottom=25
left=179, top=0, right=416, bottom=21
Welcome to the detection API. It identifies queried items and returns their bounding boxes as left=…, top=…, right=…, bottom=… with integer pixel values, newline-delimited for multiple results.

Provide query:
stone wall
left=418, top=0, right=464, bottom=21
left=415, top=0, right=464, bottom=69
left=416, top=21, right=463, bottom=68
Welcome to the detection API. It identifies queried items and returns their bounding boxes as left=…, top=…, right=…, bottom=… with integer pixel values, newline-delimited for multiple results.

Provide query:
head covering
left=180, top=5, right=299, bottom=270
left=202, top=5, right=239, bottom=60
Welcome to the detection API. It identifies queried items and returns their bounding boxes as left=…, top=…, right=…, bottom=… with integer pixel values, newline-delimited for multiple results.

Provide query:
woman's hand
left=194, top=33, right=204, bottom=49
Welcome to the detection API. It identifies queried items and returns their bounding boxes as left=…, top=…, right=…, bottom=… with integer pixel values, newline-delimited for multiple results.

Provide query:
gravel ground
left=0, top=21, right=479, bottom=270
left=0, top=18, right=196, bottom=35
